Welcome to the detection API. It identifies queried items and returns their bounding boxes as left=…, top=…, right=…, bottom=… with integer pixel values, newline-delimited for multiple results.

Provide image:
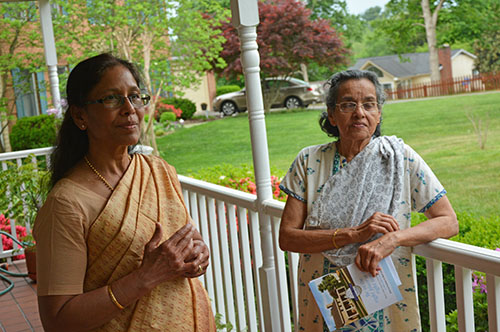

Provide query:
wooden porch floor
left=0, top=259, right=43, bottom=332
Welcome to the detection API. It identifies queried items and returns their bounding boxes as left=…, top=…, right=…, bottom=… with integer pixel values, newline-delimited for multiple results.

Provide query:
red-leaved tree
left=216, top=0, right=349, bottom=101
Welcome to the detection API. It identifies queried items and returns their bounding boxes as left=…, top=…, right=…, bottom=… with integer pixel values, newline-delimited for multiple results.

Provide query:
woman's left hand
left=355, top=233, right=397, bottom=277
left=183, top=239, right=210, bottom=278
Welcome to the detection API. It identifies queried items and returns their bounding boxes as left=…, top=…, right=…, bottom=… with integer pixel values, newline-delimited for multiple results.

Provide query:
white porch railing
left=1, top=147, right=500, bottom=332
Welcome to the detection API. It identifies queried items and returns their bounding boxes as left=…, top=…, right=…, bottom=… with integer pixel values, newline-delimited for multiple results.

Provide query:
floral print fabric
left=279, top=137, right=446, bottom=332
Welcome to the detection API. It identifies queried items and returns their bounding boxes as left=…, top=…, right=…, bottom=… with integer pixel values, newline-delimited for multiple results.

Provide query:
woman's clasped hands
left=352, top=212, right=400, bottom=277
left=139, top=223, right=210, bottom=288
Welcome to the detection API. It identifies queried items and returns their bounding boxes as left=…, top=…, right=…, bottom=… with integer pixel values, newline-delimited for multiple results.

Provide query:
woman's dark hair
left=50, top=53, right=144, bottom=188
left=319, top=69, right=385, bottom=138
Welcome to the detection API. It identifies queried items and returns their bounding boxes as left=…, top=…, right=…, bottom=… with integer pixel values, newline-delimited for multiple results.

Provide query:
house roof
left=349, top=49, right=476, bottom=79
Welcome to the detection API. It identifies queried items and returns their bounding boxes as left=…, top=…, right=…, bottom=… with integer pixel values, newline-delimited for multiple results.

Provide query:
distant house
left=349, top=47, right=477, bottom=91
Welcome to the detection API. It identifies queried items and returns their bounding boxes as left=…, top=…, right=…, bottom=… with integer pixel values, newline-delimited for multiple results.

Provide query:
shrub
left=161, top=97, right=196, bottom=120
left=0, top=157, right=50, bottom=231
left=10, top=114, right=59, bottom=151
left=445, top=277, right=489, bottom=332
left=155, top=128, right=166, bottom=137
left=188, top=163, right=286, bottom=201
left=160, top=112, right=176, bottom=124
left=216, top=85, right=241, bottom=96
left=0, top=214, right=27, bottom=260
left=156, top=99, right=182, bottom=120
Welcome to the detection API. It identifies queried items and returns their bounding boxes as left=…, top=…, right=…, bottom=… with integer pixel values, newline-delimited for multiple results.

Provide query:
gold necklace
left=84, top=155, right=133, bottom=192
left=84, top=156, right=114, bottom=191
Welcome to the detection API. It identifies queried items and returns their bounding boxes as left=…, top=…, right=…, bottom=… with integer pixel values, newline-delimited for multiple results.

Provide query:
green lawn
left=157, top=92, right=500, bottom=218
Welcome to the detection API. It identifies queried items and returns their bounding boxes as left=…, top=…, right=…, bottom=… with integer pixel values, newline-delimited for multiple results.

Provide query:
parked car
left=213, top=77, right=323, bottom=116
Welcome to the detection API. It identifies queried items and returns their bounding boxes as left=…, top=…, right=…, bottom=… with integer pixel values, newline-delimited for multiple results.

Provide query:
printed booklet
left=308, top=256, right=402, bottom=331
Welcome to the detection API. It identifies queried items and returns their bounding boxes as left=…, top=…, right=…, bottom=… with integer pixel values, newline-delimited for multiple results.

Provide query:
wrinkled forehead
left=337, top=78, right=377, bottom=102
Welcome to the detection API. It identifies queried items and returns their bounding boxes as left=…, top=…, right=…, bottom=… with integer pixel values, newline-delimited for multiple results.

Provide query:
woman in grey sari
left=279, top=69, right=458, bottom=331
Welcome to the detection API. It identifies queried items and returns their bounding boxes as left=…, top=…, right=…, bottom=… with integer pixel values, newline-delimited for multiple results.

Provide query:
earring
left=81, top=124, right=86, bottom=129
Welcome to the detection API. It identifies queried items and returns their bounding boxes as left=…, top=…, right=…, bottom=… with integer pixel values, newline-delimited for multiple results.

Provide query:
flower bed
left=0, top=214, right=27, bottom=260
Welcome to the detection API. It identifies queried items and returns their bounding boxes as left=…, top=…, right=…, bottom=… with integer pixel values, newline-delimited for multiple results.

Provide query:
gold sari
left=83, top=154, right=215, bottom=331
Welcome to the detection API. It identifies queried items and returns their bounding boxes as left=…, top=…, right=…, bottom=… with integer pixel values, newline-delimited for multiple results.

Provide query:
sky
left=345, top=0, right=391, bottom=15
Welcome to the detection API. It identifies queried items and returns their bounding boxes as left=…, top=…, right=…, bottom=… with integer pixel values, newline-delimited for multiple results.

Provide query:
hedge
left=216, top=85, right=241, bottom=96
left=10, top=114, right=59, bottom=151
left=161, top=97, right=196, bottom=120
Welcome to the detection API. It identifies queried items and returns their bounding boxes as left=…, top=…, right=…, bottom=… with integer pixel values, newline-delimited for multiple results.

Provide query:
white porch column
left=38, top=0, right=61, bottom=110
left=231, top=1, right=280, bottom=331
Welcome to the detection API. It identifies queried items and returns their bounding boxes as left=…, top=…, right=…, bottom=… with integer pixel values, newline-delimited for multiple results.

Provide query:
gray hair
left=319, top=69, right=385, bottom=138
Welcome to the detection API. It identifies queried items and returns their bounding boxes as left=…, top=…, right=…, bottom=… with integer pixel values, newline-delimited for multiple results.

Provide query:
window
left=366, top=66, right=383, bottom=78
left=11, top=69, right=48, bottom=118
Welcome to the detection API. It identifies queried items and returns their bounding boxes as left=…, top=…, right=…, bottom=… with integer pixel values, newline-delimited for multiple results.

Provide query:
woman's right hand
left=139, top=223, right=199, bottom=288
left=352, top=212, right=399, bottom=243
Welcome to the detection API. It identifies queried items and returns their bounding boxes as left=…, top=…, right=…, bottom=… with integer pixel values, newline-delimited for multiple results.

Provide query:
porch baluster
left=455, top=266, right=475, bottom=331
left=487, top=274, right=500, bottom=331
left=237, top=207, right=259, bottom=332
left=425, top=258, right=446, bottom=332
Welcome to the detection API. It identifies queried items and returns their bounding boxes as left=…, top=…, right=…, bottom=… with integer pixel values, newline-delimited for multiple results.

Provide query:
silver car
left=213, top=77, right=323, bottom=116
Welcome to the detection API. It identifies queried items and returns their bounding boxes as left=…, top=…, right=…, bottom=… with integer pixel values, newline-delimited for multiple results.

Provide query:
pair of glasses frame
left=85, top=94, right=151, bottom=109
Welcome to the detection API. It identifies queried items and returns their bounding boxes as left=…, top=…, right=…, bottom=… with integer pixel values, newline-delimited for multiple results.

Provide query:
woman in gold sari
left=34, top=53, right=215, bottom=332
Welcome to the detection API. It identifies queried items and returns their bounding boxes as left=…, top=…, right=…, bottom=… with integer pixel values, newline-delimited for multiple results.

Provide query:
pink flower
left=47, top=108, right=60, bottom=116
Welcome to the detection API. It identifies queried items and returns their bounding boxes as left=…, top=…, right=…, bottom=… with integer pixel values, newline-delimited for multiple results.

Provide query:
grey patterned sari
left=305, top=135, right=405, bottom=266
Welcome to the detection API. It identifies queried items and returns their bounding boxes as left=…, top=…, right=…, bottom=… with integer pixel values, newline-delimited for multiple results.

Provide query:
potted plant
left=0, top=155, right=50, bottom=282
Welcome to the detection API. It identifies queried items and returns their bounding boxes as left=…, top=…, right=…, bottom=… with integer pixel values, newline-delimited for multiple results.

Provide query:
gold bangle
left=107, top=285, right=125, bottom=310
left=332, top=229, right=340, bottom=249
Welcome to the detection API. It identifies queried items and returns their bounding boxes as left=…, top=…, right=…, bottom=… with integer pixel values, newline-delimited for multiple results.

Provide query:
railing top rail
left=262, top=198, right=285, bottom=218
left=414, top=238, right=500, bottom=275
left=178, top=175, right=258, bottom=211
left=0, top=147, right=54, bottom=161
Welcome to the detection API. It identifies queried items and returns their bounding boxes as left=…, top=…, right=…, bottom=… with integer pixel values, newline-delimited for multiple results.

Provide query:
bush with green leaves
left=161, top=97, right=196, bottom=120
left=445, top=284, right=489, bottom=332
left=10, top=114, right=59, bottom=151
left=160, top=111, right=176, bottom=124
left=188, top=163, right=286, bottom=201
left=0, top=156, right=50, bottom=239
left=216, top=85, right=241, bottom=96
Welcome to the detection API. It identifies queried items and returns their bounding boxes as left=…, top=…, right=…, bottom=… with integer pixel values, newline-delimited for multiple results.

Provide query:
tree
left=350, top=6, right=393, bottom=59
left=421, top=0, right=446, bottom=81
left=306, top=0, right=364, bottom=45
left=0, top=3, right=45, bottom=152
left=52, top=0, right=228, bottom=153
left=472, top=3, right=500, bottom=73
left=215, top=0, right=348, bottom=111
left=437, top=0, right=496, bottom=49
left=372, top=0, right=446, bottom=81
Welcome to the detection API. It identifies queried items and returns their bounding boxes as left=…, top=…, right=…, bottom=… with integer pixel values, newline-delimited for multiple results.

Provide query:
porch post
left=38, top=0, right=61, bottom=111
left=231, top=1, right=280, bottom=331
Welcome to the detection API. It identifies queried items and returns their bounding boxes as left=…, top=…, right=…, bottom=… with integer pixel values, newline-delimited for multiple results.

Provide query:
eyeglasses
left=85, top=93, right=151, bottom=109
left=336, top=101, right=379, bottom=113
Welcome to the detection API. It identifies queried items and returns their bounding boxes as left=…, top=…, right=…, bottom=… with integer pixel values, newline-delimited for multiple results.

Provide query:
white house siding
left=179, top=71, right=216, bottom=116
left=452, top=54, right=476, bottom=77
left=412, top=75, right=432, bottom=85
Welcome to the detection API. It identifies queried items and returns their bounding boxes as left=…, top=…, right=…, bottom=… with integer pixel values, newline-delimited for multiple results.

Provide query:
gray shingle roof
left=349, top=49, right=470, bottom=78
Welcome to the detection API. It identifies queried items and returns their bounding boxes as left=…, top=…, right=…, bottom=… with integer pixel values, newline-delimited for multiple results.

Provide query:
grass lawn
left=157, top=92, right=500, bottom=218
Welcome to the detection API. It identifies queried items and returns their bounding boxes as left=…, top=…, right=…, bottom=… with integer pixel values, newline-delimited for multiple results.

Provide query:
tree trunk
left=421, top=0, right=445, bottom=82
left=300, top=63, right=309, bottom=82
left=140, top=31, right=159, bottom=156
left=0, top=74, right=12, bottom=152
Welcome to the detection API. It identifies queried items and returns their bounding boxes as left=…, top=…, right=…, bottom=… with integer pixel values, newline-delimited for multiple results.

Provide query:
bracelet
left=332, top=229, right=340, bottom=249
left=107, top=285, right=125, bottom=310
